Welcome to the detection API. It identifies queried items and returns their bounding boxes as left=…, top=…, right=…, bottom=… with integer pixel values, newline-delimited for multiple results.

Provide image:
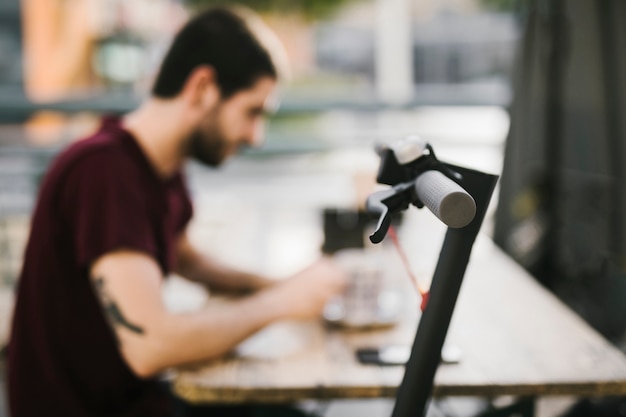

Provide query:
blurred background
left=0, top=0, right=518, bottom=285
left=0, top=0, right=625, bottom=416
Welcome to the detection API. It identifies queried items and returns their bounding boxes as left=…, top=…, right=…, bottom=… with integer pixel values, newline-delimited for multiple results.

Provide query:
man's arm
left=91, top=250, right=346, bottom=378
left=174, top=233, right=273, bottom=294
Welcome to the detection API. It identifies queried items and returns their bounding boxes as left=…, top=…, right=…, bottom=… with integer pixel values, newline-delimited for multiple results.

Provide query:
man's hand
left=269, top=257, right=348, bottom=320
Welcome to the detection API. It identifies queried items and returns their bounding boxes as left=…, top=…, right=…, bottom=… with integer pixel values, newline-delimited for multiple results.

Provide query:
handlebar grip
left=414, top=170, right=476, bottom=228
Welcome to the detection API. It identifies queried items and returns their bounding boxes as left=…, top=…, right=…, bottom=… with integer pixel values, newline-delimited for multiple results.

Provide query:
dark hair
left=152, top=7, right=277, bottom=99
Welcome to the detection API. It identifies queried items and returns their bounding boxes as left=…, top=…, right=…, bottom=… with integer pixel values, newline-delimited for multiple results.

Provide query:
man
left=8, top=7, right=346, bottom=417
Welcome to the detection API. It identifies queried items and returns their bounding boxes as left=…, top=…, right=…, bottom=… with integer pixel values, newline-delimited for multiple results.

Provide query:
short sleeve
left=61, top=151, right=158, bottom=268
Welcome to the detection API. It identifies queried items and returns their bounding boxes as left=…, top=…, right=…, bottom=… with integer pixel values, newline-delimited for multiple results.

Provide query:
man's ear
left=183, top=65, right=220, bottom=110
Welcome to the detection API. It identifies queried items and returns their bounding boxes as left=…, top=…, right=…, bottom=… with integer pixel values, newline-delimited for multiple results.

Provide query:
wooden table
left=171, top=230, right=626, bottom=405
left=2, top=214, right=625, bottom=406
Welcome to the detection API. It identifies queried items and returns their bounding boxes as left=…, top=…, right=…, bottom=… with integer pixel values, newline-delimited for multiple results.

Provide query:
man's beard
left=187, top=127, right=227, bottom=167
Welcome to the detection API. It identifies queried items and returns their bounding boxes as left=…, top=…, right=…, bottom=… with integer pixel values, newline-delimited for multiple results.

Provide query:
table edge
left=172, top=379, right=626, bottom=404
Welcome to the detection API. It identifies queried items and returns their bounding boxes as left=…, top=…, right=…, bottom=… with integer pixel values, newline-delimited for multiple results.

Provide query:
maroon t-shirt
left=8, top=117, right=193, bottom=416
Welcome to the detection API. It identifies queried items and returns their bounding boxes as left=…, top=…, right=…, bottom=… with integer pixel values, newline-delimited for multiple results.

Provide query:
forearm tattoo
left=94, top=277, right=145, bottom=336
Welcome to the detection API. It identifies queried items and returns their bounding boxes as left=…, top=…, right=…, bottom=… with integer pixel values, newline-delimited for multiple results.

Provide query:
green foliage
left=184, top=0, right=358, bottom=19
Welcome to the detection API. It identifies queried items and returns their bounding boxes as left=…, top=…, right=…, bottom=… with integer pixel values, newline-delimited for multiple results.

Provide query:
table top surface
left=171, top=225, right=626, bottom=404
left=2, top=203, right=626, bottom=404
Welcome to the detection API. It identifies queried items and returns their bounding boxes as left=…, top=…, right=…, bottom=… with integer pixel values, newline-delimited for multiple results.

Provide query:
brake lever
left=366, top=182, right=414, bottom=243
